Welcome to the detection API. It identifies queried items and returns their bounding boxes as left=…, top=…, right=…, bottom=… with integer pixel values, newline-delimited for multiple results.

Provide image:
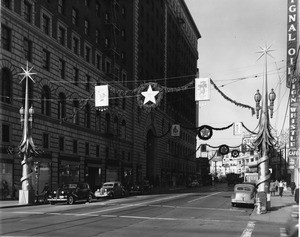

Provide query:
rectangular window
left=73, top=139, right=77, bottom=153
left=73, top=67, right=79, bottom=86
left=24, top=38, right=32, bottom=62
left=96, top=145, right=100, bottom=157
left=43, top=133, right=49, bottom=149
left=42, top=14, right=50, bottom=35
left=105, top=37, right=109, bottom=47
left=95, top=29, right=100, bottom=44
left=85, top=74, right=90, bottom=92
left=58, top=26, right=65, bottom=46
left=2, top=0, right=10, bottom=8
left=59, top=136, right=64, bottom=151
left=58, top=0, right=65, bottom=14
left=85, top=46, right=90, bottom=62
left=84, top=20, right=89, bottom=35
left=59, top=59, right=65, bottom=79
left=122, top=72, right=127, bottom=84
left=2, top=124, right=10, bottom=142
left=24, top=1, right=32, bottom=23
left=42, top=49, right=50, bottom=71
left=1, top=25, right=11, bottom=51
left=85, top=142, right=89, bottom=155
left=72, top=37, right=79, bottom=55
left=72, top=8, right=78, bottom=25
left=105, top=61, right=111, bottom=73
left=114, top=67, right=119, bottom=80
left=96, top=3, right=101, bottom=17
left=96, top=54, right=102, bottom=70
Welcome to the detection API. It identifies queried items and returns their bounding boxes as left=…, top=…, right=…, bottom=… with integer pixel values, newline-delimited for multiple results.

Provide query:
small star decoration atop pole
left=141, top=85, right=159, bottom=104
left=256, top=44, right=274, bottom=61
left=19, top=61, right=36, bottom=83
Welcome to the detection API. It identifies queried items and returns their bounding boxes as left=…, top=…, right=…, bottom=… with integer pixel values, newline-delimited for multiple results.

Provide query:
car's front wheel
left=231, top=202, right=236, bottom=207
left=87, top=194, right=92, bottom=203
left=67, top=196, right=75, bottom=205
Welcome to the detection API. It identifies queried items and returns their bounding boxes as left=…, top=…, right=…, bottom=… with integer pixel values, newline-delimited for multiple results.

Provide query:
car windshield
left=103, top=183, right=114, bottom=187
left=61, top=184, right=77, bottom=189
left=236, top=186, right=252, bottom=191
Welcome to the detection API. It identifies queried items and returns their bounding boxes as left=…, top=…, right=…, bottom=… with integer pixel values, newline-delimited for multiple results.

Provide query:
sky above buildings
left=185, top=0, right=289, bottom=148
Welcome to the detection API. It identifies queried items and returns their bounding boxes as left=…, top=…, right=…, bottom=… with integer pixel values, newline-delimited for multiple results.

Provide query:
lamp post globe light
left=253, top=45, right=277, bottom=211
left=18, top=62, right=38, bottom=205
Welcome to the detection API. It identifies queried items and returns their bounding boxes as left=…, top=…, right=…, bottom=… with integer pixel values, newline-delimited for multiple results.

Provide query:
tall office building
left=0, top=0, right=200, bottom=198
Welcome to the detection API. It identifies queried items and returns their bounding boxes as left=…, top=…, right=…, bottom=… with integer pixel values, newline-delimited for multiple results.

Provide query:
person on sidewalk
left=269, top=180, right=276, bottom=196
left=279, top=180, right=284, bottom=197
left=290, top=181, right=296, bottom=195
left=274, top=179, right=279, bottom=194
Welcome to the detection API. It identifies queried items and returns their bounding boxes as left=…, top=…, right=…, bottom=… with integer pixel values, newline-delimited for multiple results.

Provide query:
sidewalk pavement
left=250, top=188, right=298, bottom=224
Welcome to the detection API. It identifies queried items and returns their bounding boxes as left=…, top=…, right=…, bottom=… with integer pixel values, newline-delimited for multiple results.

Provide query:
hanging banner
left=286, top=0, right=298, bottom=88
left=95, top=85, right=109, bottom=107
left=233, top=122, right=242, bottom=135
left=171, top=124, right=180, bottom=137
left=195, top=78, right=210, bottom=101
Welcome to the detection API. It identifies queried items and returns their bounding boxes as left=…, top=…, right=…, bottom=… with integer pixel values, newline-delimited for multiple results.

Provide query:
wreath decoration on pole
left=231, top=149, right=240, bottom=158
left=219, top=144, right=230, bottom=155
left=136, top=82, right=164, bottom=112
left=197, top=125, right=213, bottom=140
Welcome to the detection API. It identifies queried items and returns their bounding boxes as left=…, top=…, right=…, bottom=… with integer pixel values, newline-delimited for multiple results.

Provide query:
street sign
left=171, top=124, right=180, bottom=137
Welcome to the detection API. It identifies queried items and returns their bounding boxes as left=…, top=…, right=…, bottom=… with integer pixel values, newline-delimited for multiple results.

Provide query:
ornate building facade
left=0, top=0, right=200, bottom=199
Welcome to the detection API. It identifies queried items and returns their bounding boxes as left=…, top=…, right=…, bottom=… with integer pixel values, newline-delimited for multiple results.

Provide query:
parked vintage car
left=95, top=181, right=126, bottom=198
left=231, top=183, right=256, bottom=207
left=48, top=182, right=93, bottom=205
left=129, top=182, right=153, bottom=195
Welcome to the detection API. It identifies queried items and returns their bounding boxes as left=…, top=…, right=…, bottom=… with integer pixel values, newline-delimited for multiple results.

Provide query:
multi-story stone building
left=0, top=0, right=200, bottom=199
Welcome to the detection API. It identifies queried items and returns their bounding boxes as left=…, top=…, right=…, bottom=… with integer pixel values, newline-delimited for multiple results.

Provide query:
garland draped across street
left=210, top=79, right=255, bottom=115
left=107, top=78, right=255, bottom=113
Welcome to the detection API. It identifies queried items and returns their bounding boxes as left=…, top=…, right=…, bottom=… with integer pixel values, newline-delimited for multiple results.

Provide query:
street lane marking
left=188, top=192, right=222, bottom=203
left=82, top=193, right=190, bottom=215
left=101, top=214, right=117, bottom=218
left=240, top=221, right=255, bottom=237
left=12, top=211, right=44, bottom=215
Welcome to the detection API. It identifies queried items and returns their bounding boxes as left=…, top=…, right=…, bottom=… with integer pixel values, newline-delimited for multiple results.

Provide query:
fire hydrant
left=256, top=197, right=262, bottom=214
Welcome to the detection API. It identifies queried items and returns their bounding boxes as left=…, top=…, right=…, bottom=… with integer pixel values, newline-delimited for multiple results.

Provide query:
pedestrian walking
left=279, top=180, right=284, bottom=197
left=295, top=188, right=299, bottom=204
left=269, top=180, right=276, bottom=196
left=290, top=181, right=296, bottom=195
left=12, top=182, right=17, bottom=200
left=275, top=180, right=279, bottom=193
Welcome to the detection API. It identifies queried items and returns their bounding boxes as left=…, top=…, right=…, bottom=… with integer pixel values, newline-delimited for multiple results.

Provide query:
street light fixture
left=253, top=45, right=277, bottom=211
left=18, top=62, right=38, bottom=205
left=268, top=89, right=276, bottom=118
left=254, top=90, right=262, bottom=119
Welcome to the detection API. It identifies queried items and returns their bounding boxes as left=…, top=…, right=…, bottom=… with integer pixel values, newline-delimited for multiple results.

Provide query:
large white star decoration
left=19, top=61, right=36, bottom=83
left=141, top=85, right=159, bottom=105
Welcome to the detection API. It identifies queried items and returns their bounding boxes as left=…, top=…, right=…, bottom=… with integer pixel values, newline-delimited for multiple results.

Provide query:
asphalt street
left=0, top=185, right=287, bottom=237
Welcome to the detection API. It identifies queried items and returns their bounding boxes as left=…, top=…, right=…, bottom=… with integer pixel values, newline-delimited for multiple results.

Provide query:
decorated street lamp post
left=18, top=62, right=38, bottom=205
left=253, top=46, right=277, bottom=212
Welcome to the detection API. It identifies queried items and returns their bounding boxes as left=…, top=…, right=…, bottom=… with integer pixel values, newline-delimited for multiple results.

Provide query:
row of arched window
left=1, top=67, right=127, bottom=139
